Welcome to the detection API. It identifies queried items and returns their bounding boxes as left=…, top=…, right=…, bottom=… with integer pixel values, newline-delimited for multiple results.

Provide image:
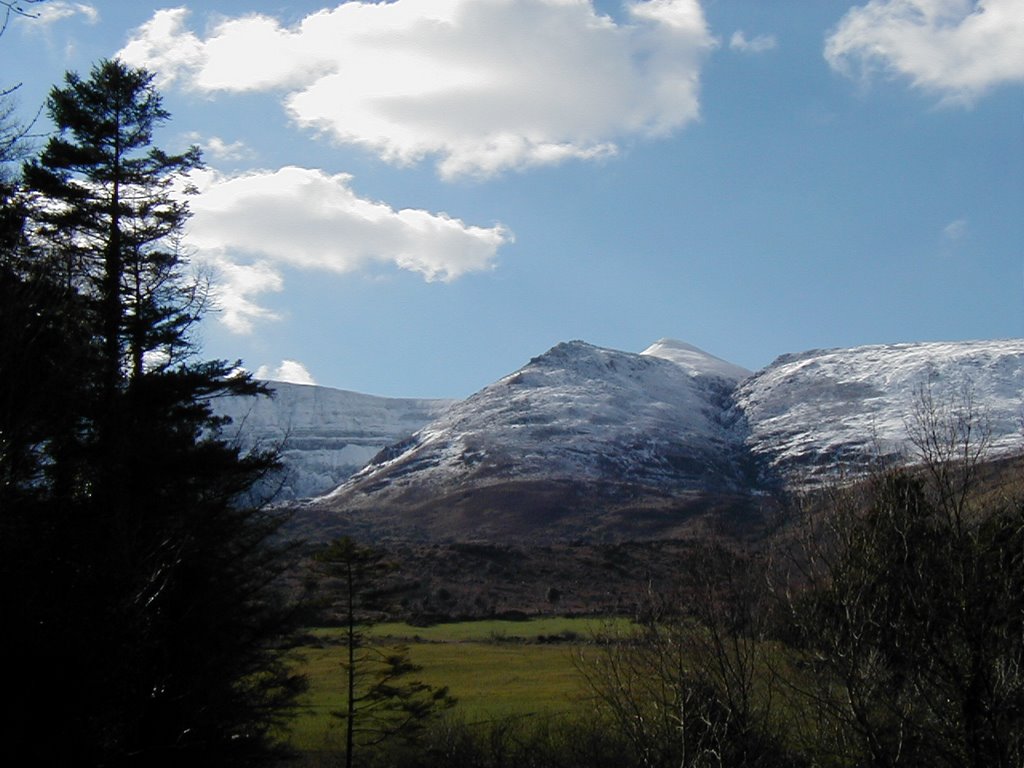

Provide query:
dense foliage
left=0, top=60, right=303, bottom=766
left=782, top=464, right=1024, bottom=767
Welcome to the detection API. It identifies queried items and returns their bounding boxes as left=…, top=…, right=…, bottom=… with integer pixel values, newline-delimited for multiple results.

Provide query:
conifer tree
left=4, top=59, right=304, bottom=766
left=317, top=537, right=456, bottom=768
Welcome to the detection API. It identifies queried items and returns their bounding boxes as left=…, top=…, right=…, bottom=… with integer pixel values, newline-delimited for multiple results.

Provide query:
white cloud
left=118, top=0, right=716, bottom=178
left=729, top=30, right=777, bottom=54
left=255, top=360, right=316, bottom=385
left=203, top=254, right=284, bottom=334
left=116, top=8, right=203, bottom=87
left=26, top=1, right=98, bottom=26
left=184, top=166, right=512, bottom=333
left=825, top=0, right=1024, bottom=103
left=186, top=134, right=254, bottom=162
left=943, top=217, right=968, bottom=240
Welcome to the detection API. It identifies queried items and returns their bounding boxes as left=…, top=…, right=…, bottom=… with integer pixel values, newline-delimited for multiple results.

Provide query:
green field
left=354, top=615, right=629, bottom=642
left=286, top=617, right=634, bottom=751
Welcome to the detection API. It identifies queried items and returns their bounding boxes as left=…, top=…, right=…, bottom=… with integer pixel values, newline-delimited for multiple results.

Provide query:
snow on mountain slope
left=642, top=338, right=751, bottom=382
left=212, top=381, right=456, bottom=500
left=244, top=337, right=1024, bottom=542
left=322, top=340, right=752, bottom=513
left=734, top=339, right=1024, bottom=483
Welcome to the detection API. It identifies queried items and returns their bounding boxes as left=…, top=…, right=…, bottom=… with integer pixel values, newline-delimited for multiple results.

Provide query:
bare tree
left=773, top=385, right=1023, bottom=767
left=576, top=544, right=794, bottom=768
left=1, top=1, right=47, bottom=165
left=1, top=1, right=45, bottom=30
left=579, top=386, right=1022, bottom=768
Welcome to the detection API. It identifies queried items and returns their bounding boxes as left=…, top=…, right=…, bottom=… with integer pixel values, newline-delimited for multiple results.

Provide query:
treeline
left=1, top=60, right=304, bottom=765
left=573, top=453, right=1024, bottom=768
left=327, top=399, right=1022, bottom=768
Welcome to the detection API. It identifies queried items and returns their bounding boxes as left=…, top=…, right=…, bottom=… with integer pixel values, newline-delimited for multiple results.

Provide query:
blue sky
left=4, top=0, right=1023, bottom=397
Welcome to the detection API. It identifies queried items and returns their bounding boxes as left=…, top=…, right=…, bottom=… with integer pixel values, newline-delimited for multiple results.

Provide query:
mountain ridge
left=300, top=336, right=1023, bottom=542
left=733, top=339, right=1024, bottom=483
left=216, top=337, right=1024, bottom=541
left=330, top=338, right=751, bottom=494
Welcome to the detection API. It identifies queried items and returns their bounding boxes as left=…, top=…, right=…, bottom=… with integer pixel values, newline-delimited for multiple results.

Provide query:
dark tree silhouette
left=316, top=537, right=456, bottom=768
left=2, top=59, right=304, bottom=766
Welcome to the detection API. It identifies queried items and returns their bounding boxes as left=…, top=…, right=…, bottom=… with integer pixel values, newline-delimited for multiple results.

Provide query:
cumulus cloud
left=202, top=254, right=285, bottom=333
left=255, top=360, right=316, bottom=385
left=729, top=30, right=777, bottom=53
left=117, top=8, right=203, bottom=87
left=118, top=0, right=716, bottom=178
left=825, top=0, right=1024, bottom=103
left=184, top=166, right=511, bottom=333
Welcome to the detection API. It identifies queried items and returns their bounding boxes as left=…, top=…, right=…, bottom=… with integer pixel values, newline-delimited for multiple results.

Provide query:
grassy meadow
left=285, top=617, right=633, bottom=751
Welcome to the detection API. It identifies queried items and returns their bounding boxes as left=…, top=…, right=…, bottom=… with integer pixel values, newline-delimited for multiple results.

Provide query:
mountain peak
left=316, top=336, right=753, bottom=539
left=290, top=336, right=1024, bottom=543
left=529, top=339, right=599, bottom=363
left=641, top=338, right=751, bottom=382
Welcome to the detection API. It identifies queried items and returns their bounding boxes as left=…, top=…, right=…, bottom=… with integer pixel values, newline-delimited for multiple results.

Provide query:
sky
left=3, top=0, right=1023, bottom=398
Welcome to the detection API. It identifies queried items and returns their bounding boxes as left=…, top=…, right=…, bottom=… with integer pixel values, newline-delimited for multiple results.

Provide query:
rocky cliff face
left=213, top=381, right=455, bottom=500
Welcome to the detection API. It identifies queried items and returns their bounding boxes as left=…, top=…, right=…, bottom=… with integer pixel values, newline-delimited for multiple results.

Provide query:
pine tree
left=5, top=59, right=305, bottom=766
left=316, top=537, right=456, bottom=768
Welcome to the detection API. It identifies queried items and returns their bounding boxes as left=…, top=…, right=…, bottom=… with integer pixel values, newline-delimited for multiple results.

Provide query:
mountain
left=213, top=381, right=456, bottom=500
left=735, top=340, right=1024, bottom=483
left=300, top=337, right=1024, bottom=543
left=303, top=339, right=760, bottom=541
left=642, top=338, right=751, bottom=381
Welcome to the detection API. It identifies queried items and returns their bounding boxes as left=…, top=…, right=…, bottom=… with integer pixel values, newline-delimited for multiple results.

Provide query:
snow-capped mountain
left=305, top=340, right=759, bottom=540
left=212, top=381, right=456, bottom=500
left=302, top=337, right=1024, bottom=542
left=735, top=340, right=1024, bottom=483
left=338, top=338, right=749, bottom=492
left=642, top=338, right=751, bottom=381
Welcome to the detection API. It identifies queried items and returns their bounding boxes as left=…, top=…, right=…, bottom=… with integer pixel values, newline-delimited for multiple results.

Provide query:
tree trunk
left=346, top=558, right=355, bottom=768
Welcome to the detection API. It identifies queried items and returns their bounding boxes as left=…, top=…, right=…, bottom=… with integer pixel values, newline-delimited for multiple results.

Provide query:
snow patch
left=213, top=380, right=456, bottom=499
left=735, top=339, right=1024, bottom=482
left=641, top=338, right=751, bottom=382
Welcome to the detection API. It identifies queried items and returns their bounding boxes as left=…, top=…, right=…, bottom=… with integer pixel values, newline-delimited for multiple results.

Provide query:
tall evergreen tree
left=316, top=537, right=455, bottom=768
left=4, top=59, right=304, bottom=766
left=23, top=59, right=202, bottom=393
